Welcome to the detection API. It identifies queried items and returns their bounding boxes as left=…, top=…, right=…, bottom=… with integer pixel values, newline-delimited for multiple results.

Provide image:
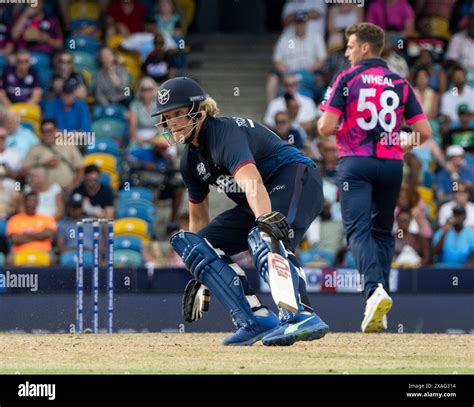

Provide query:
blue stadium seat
left=114, top=249, right=143, bottom=267
left=115, top=235, right=143, bottom=254
left=0, top=55, right=7, bottom=71
left=60, top=250, right=93, bottom=267
left=299, top=248, right=335, bottom=267
left=72, top=51, right=97, bottom=71
left=65, top=35, right=99, bottom=54
left=85, top=139, right=122, bottom=159
left=116, top=199, right=156, bottom=226
left=30, top=52, right=51, bottom=68
left=465, top=153, right=474, bottom=167
left=343, top=251, right=356, bottom=268
left=100, top=172, right=112, bottom=188
left=0, top=219, right=7, bottom=236
left=119, top=187, right=154, bottom=203
left=93, top=104, right=128, bottom=123
left=92, top=118, right=128, bottom=143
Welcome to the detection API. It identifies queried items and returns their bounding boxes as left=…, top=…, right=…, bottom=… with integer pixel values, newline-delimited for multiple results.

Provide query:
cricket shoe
left=361, top=283, right=392, bottom=333
left=222, top=311, right=280, bottom=346
left=261, top=312, right=329, bottom=346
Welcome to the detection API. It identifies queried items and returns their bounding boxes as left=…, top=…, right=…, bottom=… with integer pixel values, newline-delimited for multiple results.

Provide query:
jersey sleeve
left=404, top=83, right=427, bottom=125
left=320, top=71, right=346, bottom=116
left=214, top=121, right=256, bottom=176
left=180, top=156, right=210, bottom=204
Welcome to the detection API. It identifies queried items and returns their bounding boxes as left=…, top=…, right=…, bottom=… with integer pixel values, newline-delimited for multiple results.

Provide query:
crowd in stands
left=0, top=0, right=473, bottom=271
left=264, top=0, right=474, bottom=269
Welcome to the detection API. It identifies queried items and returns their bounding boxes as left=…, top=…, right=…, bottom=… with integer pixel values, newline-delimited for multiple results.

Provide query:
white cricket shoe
left=361, top=284, right=392, bottom=333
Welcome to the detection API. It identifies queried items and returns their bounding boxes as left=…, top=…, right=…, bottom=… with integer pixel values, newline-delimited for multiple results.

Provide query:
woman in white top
left=327, top=4, right=363, bottom=50
left=22, top=166, right=64, bottom=220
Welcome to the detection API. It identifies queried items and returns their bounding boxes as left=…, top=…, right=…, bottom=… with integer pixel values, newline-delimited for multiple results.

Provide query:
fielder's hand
left=182, top=279, right=210, bottom=322
left=255, top=211, right=290, bottom=241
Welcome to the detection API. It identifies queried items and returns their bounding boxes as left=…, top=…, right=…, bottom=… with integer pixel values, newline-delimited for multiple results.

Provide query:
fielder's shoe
left=223, top=311, right=280, bottom=346
left=361, top=283, right=392, bottom=333
left=261, top=312, right=329, bottom=346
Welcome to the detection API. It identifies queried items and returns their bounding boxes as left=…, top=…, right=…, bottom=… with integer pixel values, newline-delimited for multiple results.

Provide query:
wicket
left=76, top=218, right=114, bottom=334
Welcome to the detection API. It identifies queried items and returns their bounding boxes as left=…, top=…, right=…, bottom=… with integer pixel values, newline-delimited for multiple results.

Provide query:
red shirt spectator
left=106, top=0, right=146, bottom=35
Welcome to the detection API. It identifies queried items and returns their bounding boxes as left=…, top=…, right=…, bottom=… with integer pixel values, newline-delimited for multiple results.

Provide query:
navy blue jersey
left=180, top=116, right=316, bottom=205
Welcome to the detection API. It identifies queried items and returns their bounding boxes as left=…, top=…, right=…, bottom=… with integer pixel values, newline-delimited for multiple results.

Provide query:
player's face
left=163, top=107, right=194, bottom=144
left=345, top=34, right=364, bottom=67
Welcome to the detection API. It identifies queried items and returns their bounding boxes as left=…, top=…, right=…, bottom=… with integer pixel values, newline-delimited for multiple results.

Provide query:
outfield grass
left=0, top=332, right=472, bottom=374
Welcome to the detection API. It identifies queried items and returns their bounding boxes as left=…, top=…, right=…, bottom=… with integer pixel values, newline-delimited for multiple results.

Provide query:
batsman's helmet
left=152, top=76, right=206, bottom=118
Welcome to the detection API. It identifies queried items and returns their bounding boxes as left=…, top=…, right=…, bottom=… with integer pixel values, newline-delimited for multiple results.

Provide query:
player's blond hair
left=200, top=96, right=219, bottom=117
left=345, top=23, right=385, bottom=56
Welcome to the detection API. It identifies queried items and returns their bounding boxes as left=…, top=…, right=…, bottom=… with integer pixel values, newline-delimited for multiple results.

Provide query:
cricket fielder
left=152, top=77, right=328, bottom=346
left=318, top=23, right=432, bottom=333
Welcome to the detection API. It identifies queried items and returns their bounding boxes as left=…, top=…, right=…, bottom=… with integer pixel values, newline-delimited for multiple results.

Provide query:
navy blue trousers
left=337, top=157, right=403, bottom=298
left=199, top=163, right=323, bottom=255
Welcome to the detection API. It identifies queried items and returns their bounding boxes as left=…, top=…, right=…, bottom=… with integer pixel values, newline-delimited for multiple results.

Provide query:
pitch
left=0, top=333, right=472, bottom=374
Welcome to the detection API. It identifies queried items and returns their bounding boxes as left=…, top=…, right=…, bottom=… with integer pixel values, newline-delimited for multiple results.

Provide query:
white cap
left=446, top=145, right=465, bottom=158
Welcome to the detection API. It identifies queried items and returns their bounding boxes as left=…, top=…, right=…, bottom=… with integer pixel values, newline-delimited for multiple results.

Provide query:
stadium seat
left=30, top=52, right=51, bottom=68
left=115, top=235, right=143, bottom=254
left=114, top=249, right=143, bottom=267
left=114, top=218, right=149, bottom=242
left=68, top=1, right=101, bottom=22
left=117, top=51, right=141, bottom=89
left=100, top=172, right=112, bottom=188
left=60, top=250, right=93, bottom=267
left=84, top=153, right=118, bottom=173
left=14, top=250, right=50, bottom=266
left=0, top=219, right=7, bottom=237
left=107, top=35, right=127, bottom=50
left=92, top=118, right=128, bottom=143
left=10, top=103, right=41, bottom=135
left=85, top=139, right=122, bottom=159
left=65, top=35, right=99, bottom=54
left=343, top=251, right=356, bottom=268
left=0, top=55, right=7, bottom=71
left=119, top=187, right=154, bottom=203
left=299, top=248, right=334, bottom=267
left=116, top=199, right=156, bottom=226
left=72, top=51, right=97, bottom=72
left=0, top=252, right=4, bottom=266
left=93, top=104, right=128, bottom=123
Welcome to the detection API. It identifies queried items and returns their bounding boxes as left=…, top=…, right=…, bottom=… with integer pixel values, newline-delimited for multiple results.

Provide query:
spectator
left=57, top=194, right=93, bottom=255
left=366, top=0, right=415, bottom=38
left=72, top=164, right=115, bottom=220
left=436, top=145, right=474, bottom=203
left=128, top=135, right=183, bottom=230
left=95, top=47, right=132, bottom=107
left=141, top=32, right=176, bottom=85
left=381, top=33, right=409, bottom=78
left=304, top=200, right=345, bottom=259
left=10, top=0, right=63, bottom=54
left=396, top=183, right=433, bottom=239
left=445, top=13, right=474, bottom=71
left=22, top=166, right=64, bottom=220
left=155, top=0, right=183, bottom=39
left=440, top=66, right=474, bottom=122
left=272, top=111, right=305, bottom=151
left=129, top=76, right=159, bottom=147
left=0, top=125, right=21, bottom=182
left=44, top=80, right=92, bottom=133
left=433, top=205, right=474, bottom=266
left=438, top=181, right=474, bottom=228
left=50, top=51, right=87, bottom=101
left=405, top=15, right=447, bottom=65
left=6, top=192, right=56, bottom=265
left=411, top=49, right=447, bottom=94
left=0, top=5, right=14, bottom=57
left=106, top=0, right=146, bottom=38
left=318, top=136, right=338, bottom=185
left=443, top=104, right=474, bottom=152
left=267, top=12, right=326, bottom=102
left=0, top=49, right=42, bottom=107
left=393, top=210, right=431, bottom=267
left=0, top=109, right=38, bottom=160
left=327, top=4, right=362, bottom=51
left=281, top=0, right=327, bottom=37
left=412, top=67, right=439, bottom=119
left=264, top=74, right=317, bottom=133
left=21, top=119, right=84, bottom=192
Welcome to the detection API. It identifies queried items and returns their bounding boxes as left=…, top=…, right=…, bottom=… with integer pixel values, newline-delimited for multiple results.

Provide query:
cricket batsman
left=318, top=23, right=432, bottom=333
left=152, top=76, right=329, bottom=346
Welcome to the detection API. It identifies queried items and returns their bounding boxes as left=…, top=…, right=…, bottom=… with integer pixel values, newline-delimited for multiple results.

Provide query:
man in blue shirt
left=44, top=80, right=92, bottom=133
left=433, top=205, right=474, bottom=266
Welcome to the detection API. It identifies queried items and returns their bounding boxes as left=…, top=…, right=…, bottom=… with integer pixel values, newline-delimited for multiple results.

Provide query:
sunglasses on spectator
left=284, top=82, right=298, bottom=87
left=141, top=87, right=154, bottom=92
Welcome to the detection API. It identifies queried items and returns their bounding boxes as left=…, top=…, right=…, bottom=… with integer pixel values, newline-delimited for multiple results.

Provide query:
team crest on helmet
left=157, top=89, right=171, bottom=105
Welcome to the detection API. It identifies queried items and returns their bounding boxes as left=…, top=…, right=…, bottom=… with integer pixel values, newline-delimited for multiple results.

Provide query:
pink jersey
left=320, top=58, right=426, bottom=160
